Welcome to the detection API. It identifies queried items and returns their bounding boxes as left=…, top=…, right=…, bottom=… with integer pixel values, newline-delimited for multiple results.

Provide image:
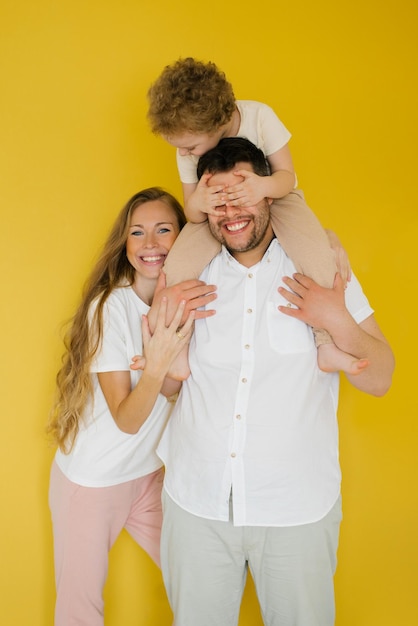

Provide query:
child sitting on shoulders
left=146, top=57, right=368, bottom=375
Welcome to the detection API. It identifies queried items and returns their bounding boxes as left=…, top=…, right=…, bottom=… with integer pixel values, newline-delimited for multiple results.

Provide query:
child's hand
left=223, top=170, right=269, bottom=207
left=130, top=355, right=146, bottom=371
left=186, top=173, right=226, bottom=221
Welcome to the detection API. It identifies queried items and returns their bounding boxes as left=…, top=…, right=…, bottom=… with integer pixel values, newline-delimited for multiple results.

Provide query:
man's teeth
left=226, top=221, right=248, bottom=232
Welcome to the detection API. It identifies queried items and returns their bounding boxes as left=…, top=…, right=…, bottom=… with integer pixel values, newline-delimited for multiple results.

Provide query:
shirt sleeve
left=345, top=273, right=374, bottom=323
left=236, top=100, right=292, bottom=156
left=90, top=297, right=131, bottom=373
left=176, top=150, right=200, bottom=184
left=256, top=102, right=292, bottom=156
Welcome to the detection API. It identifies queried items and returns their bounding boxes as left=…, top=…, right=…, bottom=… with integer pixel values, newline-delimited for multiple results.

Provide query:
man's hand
left=278, top=272, right=348, bottom=331
left=148, top=272, right=217, bottom=332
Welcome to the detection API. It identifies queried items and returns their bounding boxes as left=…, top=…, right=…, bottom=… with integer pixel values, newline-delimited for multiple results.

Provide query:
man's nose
left=223, top=202, right=242, bottom=216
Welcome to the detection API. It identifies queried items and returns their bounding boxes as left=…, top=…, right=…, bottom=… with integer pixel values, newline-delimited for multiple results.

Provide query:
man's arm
left=278, top=272, right=395, bottom=396
left=340, top=313, right=394, bottom=394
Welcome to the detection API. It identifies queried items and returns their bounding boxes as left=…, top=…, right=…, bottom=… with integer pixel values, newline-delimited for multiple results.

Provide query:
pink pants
left=49, top=461, right=164, bottom=626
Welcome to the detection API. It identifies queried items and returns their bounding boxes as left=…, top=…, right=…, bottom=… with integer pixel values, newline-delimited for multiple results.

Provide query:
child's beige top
left=176, top=100, right=291, bottom=184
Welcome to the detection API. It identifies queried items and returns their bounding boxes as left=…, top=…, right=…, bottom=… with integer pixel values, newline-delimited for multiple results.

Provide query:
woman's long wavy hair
left=47, top=187, right=186, bottom=453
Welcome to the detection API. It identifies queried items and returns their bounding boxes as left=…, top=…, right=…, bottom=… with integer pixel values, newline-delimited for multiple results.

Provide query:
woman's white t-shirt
left=55, top=287, right=171, bottom=487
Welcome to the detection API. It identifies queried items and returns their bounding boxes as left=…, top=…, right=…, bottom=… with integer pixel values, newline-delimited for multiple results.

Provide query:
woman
left=47, top=187, right=199, bottom=625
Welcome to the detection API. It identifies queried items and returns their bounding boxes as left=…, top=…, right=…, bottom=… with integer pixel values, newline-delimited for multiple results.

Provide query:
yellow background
left=1, top=1, right=416, bottom=624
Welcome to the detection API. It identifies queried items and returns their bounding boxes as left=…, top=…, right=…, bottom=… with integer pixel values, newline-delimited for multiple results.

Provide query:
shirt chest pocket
left=266, top=300, right=314, bottom=354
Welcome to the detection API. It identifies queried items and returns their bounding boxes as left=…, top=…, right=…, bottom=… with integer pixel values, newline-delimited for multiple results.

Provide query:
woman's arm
left=99, top=298, right=194, bottom=434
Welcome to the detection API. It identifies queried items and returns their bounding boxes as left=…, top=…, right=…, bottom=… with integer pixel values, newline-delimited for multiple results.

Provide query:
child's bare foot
left=318, top=343, right=370, bottom=375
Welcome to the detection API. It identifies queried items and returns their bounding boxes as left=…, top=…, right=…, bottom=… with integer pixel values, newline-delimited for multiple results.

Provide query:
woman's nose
left=143, top=234, right=157, bottom=247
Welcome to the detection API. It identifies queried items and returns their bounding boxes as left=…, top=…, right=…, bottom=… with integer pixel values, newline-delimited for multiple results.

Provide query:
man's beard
left=208, top=203, right=271, bottom=254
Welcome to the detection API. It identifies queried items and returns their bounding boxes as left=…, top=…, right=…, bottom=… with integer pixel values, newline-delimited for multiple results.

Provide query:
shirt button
left=248, top=273, right=253, bottom=278
left=241, top=378, right=247, bottom=383
left=231, top=452, right=236, bottom=458
left=247, top=308, right=253, bottom=314
left=236, top=414, right=241, bottom=420
left=244, top=344, right=250, bottom=350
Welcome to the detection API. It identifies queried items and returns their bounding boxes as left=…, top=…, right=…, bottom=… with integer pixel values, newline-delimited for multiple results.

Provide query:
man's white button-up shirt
left=157, top=240, right=373, bottom=526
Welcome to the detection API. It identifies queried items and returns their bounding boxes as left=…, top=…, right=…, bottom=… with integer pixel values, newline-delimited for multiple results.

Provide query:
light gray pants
left=161, top=490, right=342, bottom=626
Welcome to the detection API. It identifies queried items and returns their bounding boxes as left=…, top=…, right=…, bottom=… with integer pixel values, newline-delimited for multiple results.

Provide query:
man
left=157, top=137, right=395, bottom=626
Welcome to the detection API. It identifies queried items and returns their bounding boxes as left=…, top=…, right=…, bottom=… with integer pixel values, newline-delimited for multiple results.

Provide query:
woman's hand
left=135, top=296, right=195, bottom=375
left=131, top=296, right=194, bottom=376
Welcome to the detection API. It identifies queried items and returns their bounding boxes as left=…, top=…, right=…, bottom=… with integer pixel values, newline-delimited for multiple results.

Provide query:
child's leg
left=317, top=344, right=370, bottom=375
left=270, top=191, right=368, bottom=376
left=270, top=190, right=336, bottom=289
left=270, top=189, right=336, bottom=350
left=164, top=221, right=222, bottom=286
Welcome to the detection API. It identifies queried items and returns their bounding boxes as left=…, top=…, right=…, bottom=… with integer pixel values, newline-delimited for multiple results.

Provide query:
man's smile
left=224, top=219, right=251, bottom=233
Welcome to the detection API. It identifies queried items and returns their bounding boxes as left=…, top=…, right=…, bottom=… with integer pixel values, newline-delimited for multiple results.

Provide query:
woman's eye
left=158, top=227, right=171, bottom=234
left=131, top=230, right=143, bottom=236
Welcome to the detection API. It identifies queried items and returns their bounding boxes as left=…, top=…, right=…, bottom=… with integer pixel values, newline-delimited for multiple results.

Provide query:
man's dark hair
left=197, top=137, right=270, bottom=180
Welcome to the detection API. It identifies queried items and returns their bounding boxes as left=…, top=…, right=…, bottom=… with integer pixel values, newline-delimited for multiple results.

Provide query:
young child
left=147, top=57, right=368, bottom=375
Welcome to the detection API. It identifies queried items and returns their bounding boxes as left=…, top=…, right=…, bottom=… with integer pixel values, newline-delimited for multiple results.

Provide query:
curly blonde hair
left=47, top=188, right=186, bottom=453
left=147, top=57, right=236, bottom=137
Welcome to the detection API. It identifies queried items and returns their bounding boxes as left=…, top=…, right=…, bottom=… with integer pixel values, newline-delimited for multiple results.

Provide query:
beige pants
left=164, top=190, right=336, bottom=346
left=161, top=490, right=342, bottom=626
